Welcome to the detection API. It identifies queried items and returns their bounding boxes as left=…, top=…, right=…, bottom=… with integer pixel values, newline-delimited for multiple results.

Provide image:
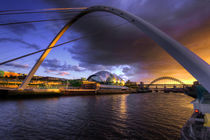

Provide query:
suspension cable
left=0, top=22, right=128, bottom=66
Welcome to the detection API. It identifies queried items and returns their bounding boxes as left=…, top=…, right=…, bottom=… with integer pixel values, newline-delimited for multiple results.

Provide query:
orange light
left=195, top=109, right=199, bottom=113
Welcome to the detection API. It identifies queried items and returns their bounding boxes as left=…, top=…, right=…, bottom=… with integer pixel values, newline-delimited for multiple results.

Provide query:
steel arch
left=19, top=5, right=210, bottom=93
left=147, top=76, right=186, bottom=88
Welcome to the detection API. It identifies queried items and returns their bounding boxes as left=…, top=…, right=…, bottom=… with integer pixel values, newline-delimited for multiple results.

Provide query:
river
left=0, top=93, right=194, bottom=140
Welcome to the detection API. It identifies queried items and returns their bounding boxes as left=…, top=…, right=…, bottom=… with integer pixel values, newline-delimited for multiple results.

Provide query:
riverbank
left=0, top=87, right=151, bottom=99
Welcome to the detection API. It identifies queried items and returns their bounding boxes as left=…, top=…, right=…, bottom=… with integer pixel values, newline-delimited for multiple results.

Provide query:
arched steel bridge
left=147, top=76, right=186, bottom=88
left=19, top=5, right=210, bottom=93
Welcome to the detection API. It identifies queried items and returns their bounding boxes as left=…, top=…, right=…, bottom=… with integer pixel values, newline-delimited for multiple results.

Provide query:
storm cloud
left=45, top=0, right=210, bottom=67
left=41, top=0, right=210, bottom=81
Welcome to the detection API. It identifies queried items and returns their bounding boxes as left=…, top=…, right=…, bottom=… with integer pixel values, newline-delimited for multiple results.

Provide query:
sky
left=0, top=0, right=210, bottom=84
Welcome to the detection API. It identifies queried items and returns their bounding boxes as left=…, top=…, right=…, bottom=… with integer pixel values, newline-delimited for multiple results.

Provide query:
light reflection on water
left=119, top=95, right=128, bottom=119
left=0, top=93, right=194, bottom=140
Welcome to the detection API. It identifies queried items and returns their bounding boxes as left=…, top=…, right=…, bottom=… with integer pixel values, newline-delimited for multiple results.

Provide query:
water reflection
left=119, top=95, right=128, bottom=119
left=0, top=93, right=194, bottom=139
left=110, top=94, right=128, bottom=120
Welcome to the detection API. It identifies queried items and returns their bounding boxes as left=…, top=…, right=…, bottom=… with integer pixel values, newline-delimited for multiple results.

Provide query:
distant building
left=4, top=71, right=19, bottom=77
left=139, top=82, right=145, bottom=89
left=81, top=81, right=100, bottom=89
left=125, top=80, right=138, bottom=88
left=0, top=70, right=21, bottom=77
left=87, top=71, right=125, bottom=86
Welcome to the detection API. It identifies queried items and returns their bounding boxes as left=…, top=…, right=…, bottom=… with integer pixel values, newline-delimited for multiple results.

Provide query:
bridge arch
left=147, top=76, right=186, bottom=88
left=19, top=5, right=210, bottom=93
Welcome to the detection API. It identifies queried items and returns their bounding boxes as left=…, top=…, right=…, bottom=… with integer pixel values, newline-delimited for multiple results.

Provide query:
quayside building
left=82, top=71, right=128, bottom=92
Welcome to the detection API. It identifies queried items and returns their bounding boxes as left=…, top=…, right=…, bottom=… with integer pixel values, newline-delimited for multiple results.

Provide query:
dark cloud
left=0, top=38, right=40, bottom=50
left=122, top=66, right=132, bottom=76
left=43, top=0, right=210, bottom=81
left=78, top=61, right=114, bottom=72
left=41, top=58, right=86, bottom=72
left=45, top=0, right=210, bottom=59
left=4, top=62, right=29, bottom=69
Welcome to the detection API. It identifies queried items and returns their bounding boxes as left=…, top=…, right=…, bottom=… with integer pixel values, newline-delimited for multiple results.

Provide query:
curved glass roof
left=87, top=71, right=125, bottom=86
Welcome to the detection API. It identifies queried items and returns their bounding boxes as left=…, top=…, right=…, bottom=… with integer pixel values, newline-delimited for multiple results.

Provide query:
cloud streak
left=4, top=62, right=29, bottom=69
left=56, top=71, right=70, bottom=76
left=6, top=23, right=36, bottom=35
left=0, top=38, right=40, bottom=50
left=41, top=59, right=86, bottom=74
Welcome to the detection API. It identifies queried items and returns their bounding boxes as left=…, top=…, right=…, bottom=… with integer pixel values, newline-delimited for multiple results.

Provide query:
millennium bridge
left=0, top=5, right=210, bottom=139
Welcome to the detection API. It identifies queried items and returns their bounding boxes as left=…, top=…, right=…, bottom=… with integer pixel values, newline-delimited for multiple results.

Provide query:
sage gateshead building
left=87, top=71, right=128, bottom=90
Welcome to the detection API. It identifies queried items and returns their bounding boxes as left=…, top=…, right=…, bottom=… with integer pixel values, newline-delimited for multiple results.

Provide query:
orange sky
left=142, top=20, right=210, bottom=84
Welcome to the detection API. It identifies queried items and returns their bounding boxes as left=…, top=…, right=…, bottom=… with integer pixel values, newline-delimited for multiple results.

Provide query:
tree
left=69, top=80, right=82, bottom=87
left=81, top=77, right=86, bottom=81
left=0, top=70, right=4, bottom=77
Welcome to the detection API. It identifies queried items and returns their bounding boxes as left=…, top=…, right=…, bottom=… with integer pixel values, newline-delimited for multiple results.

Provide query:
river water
left=0, top=93, right=194, bottom=140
